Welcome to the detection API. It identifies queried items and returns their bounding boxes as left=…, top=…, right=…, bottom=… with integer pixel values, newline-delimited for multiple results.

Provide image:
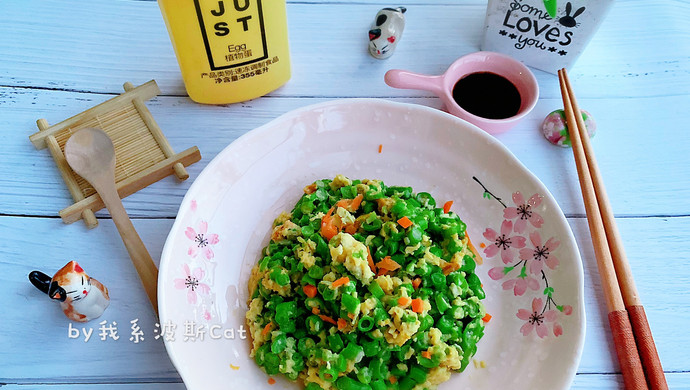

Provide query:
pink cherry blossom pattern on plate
left=553, top=304, right=574, bottom=337
left=520, top=231, right=560, bottom=275
left=517, top=297, right=558, bottom=338
left=503, top=191, right=544, bottom=233
left=501, top=273, right=540, bottom=296
left=483, top=220, right=527, bottom=264
left=174, top=263, right=211, bottom=304
left=185, top=220, right=220, bottom=260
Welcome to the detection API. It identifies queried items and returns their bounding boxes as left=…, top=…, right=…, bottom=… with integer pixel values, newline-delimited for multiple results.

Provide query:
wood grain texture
left=1, top=216, right=687, bottom=382
left=0, top=216, right=174, bottom=382
left=1, top=89, right=689, bottom=219
left=1, top=373, right=690, bottom=389
left=1, top=0, right=689, bottom=387
left=0, top=1, right=688, bottom=99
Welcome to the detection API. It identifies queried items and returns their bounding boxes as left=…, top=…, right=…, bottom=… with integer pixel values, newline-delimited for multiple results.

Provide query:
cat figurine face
left=29, top=261, right=110, bottom=322
left=368, top=7, right=406, bottom=59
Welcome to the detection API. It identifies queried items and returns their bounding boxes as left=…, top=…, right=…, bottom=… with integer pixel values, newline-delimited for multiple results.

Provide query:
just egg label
left=194, top=0, right=268, bottom=70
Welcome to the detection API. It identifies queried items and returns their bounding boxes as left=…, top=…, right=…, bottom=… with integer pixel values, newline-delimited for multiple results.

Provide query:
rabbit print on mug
left=29, top=261, right=110, bottom=322
left=368, top=7, right=406, bottom=59
left=558, top=2, right=585, bottom=28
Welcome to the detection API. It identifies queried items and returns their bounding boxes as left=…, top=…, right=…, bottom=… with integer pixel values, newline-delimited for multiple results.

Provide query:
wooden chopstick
left=560, top=69, right=668, bottom=389
left=557, top=69, right=651, bottom=390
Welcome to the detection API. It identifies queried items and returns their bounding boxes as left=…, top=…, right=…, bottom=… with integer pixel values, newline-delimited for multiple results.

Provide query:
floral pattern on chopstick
left=174, top=199, right=220, bottom=323
left=475, top=176, right=572, bottom=338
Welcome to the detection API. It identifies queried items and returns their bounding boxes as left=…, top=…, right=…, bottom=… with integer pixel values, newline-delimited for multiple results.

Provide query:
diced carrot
left=378, top=144, right=383, bottom=153
left=331, top=276, right=350, bottom=288
left=397, top=216, right=413, bottom=229
left=319, top=314, right=337, bottom=325
left=411, top=298, right=424, bottom=313
left=347, top=313, right=355, bottom=320
left=336, top=194, right=364, bottom=213
left=421, top=350, right=431, bottom=359
left=261, top=322, right=273, bottom=336
left=443, top=200, right=453, bottom=214
left=304, top=183, right=317, bottom=194
left=320, top=207, right=339, bottom=240
left=343, top=219, right=361, bottom=235
left=312, top=307, right=320, bottom=315
left=268, top=378, right=276, bottom=385
left=412, top=277, right=421, bottom=290
left=303, top=284, right=317, bottom=298
left=398, top=297, right=411, bottom=307
left=482, top=313, right=492, bottom=323
left=337, top=318, right=347, bottom=330
left=376, top=256, right=401, bottom=272
left=389, top=376, right=397, bottom=384
left=343, top=222, right=358, bottom=235
left=350, top=194, right=364, bottom=211
left=376, top=268, right=389, bottom=277
left=367, top=247, right=376, bottom=273
left=467, top=233, right=482, bottom=264
left=442, top=263, right=460, bottom=275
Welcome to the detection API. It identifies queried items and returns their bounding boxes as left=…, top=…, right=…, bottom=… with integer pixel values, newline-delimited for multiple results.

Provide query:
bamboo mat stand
left=29, top=80, right=202, bottom=228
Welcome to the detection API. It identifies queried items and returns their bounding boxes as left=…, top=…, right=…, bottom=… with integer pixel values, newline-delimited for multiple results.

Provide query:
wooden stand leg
left=37, top=119, right=98, bottom=228
left=123, top=82, right=189, bottom=180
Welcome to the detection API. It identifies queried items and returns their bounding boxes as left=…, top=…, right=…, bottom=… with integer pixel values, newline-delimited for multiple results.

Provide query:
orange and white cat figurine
left=29, top=261, right=110, bottom=322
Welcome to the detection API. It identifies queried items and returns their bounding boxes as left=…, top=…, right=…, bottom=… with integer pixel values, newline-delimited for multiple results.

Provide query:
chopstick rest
left=541, top=108, right=596, bottom=147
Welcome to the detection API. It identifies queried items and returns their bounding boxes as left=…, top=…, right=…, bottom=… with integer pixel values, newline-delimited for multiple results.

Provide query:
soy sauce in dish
left=452, top=72, right=521, bottom=120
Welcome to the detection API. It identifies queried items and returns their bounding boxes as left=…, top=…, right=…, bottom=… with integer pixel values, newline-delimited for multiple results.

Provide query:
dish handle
left=385, top=70, right=445, bottom=97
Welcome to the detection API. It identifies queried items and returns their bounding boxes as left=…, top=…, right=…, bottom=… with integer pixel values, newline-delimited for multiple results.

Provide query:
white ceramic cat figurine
left=29, top=261, right=110, bottom=322
left=368, top=7, right=406, bottom=59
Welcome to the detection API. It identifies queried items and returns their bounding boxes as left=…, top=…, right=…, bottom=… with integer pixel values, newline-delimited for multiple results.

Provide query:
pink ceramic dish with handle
left=385, top=51, right=539, bottom=134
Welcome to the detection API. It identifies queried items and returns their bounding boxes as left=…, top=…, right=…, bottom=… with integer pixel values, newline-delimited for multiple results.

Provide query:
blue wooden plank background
left=1, top=0, right=689, bottom=388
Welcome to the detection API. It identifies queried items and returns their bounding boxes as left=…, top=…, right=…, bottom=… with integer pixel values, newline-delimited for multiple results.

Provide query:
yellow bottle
left=158, top=0, right=291, bottom=104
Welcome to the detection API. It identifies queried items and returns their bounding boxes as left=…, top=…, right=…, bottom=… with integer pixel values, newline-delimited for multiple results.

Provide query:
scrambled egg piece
left=322, top=271, right=337, bottom=283
left=426, top=327, right=463, bottom=370
left=302, top=367, right=334, bottom=389
left=246, top=298, right=265, bottom=356
left=273, top=211, right=292, bottom=226
left=271, top=220, right=301, bottom=243
left=261, top=272, right=291, bottom=296
left=247, top=264, right=265, bottom=297
left=375, top=275, right=404, bottom=295
left=428, top=327, right=443, bottom=345
left=413, top=367, right=452, bottom=390
left=360, top=297, right=378, bottom=316
left=421, top=248, right=448, bottom=268
left=335, top=206, right=356, bottom=226
left=376, top=197, right=396, bottom=214
left=296, top=237, right=317, bottom=269
left=404, top=242, right=422, bottom=255
left=384, top=306, right=421, bottom=346
left=329, top=174, right=352, bottom=190
left=329, top=232, right=374, bottom=285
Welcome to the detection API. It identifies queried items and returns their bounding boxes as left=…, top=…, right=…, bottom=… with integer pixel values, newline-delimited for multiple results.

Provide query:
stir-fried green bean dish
left=246, top=175, right=487, bottom=390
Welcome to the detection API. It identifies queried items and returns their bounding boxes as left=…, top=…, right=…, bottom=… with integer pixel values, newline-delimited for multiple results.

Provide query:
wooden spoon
left=64, top=128, right=158, bottom=316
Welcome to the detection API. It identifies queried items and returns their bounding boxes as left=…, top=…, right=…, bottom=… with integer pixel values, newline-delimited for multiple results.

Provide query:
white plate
left=158, top=99, right=585, bottom=390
